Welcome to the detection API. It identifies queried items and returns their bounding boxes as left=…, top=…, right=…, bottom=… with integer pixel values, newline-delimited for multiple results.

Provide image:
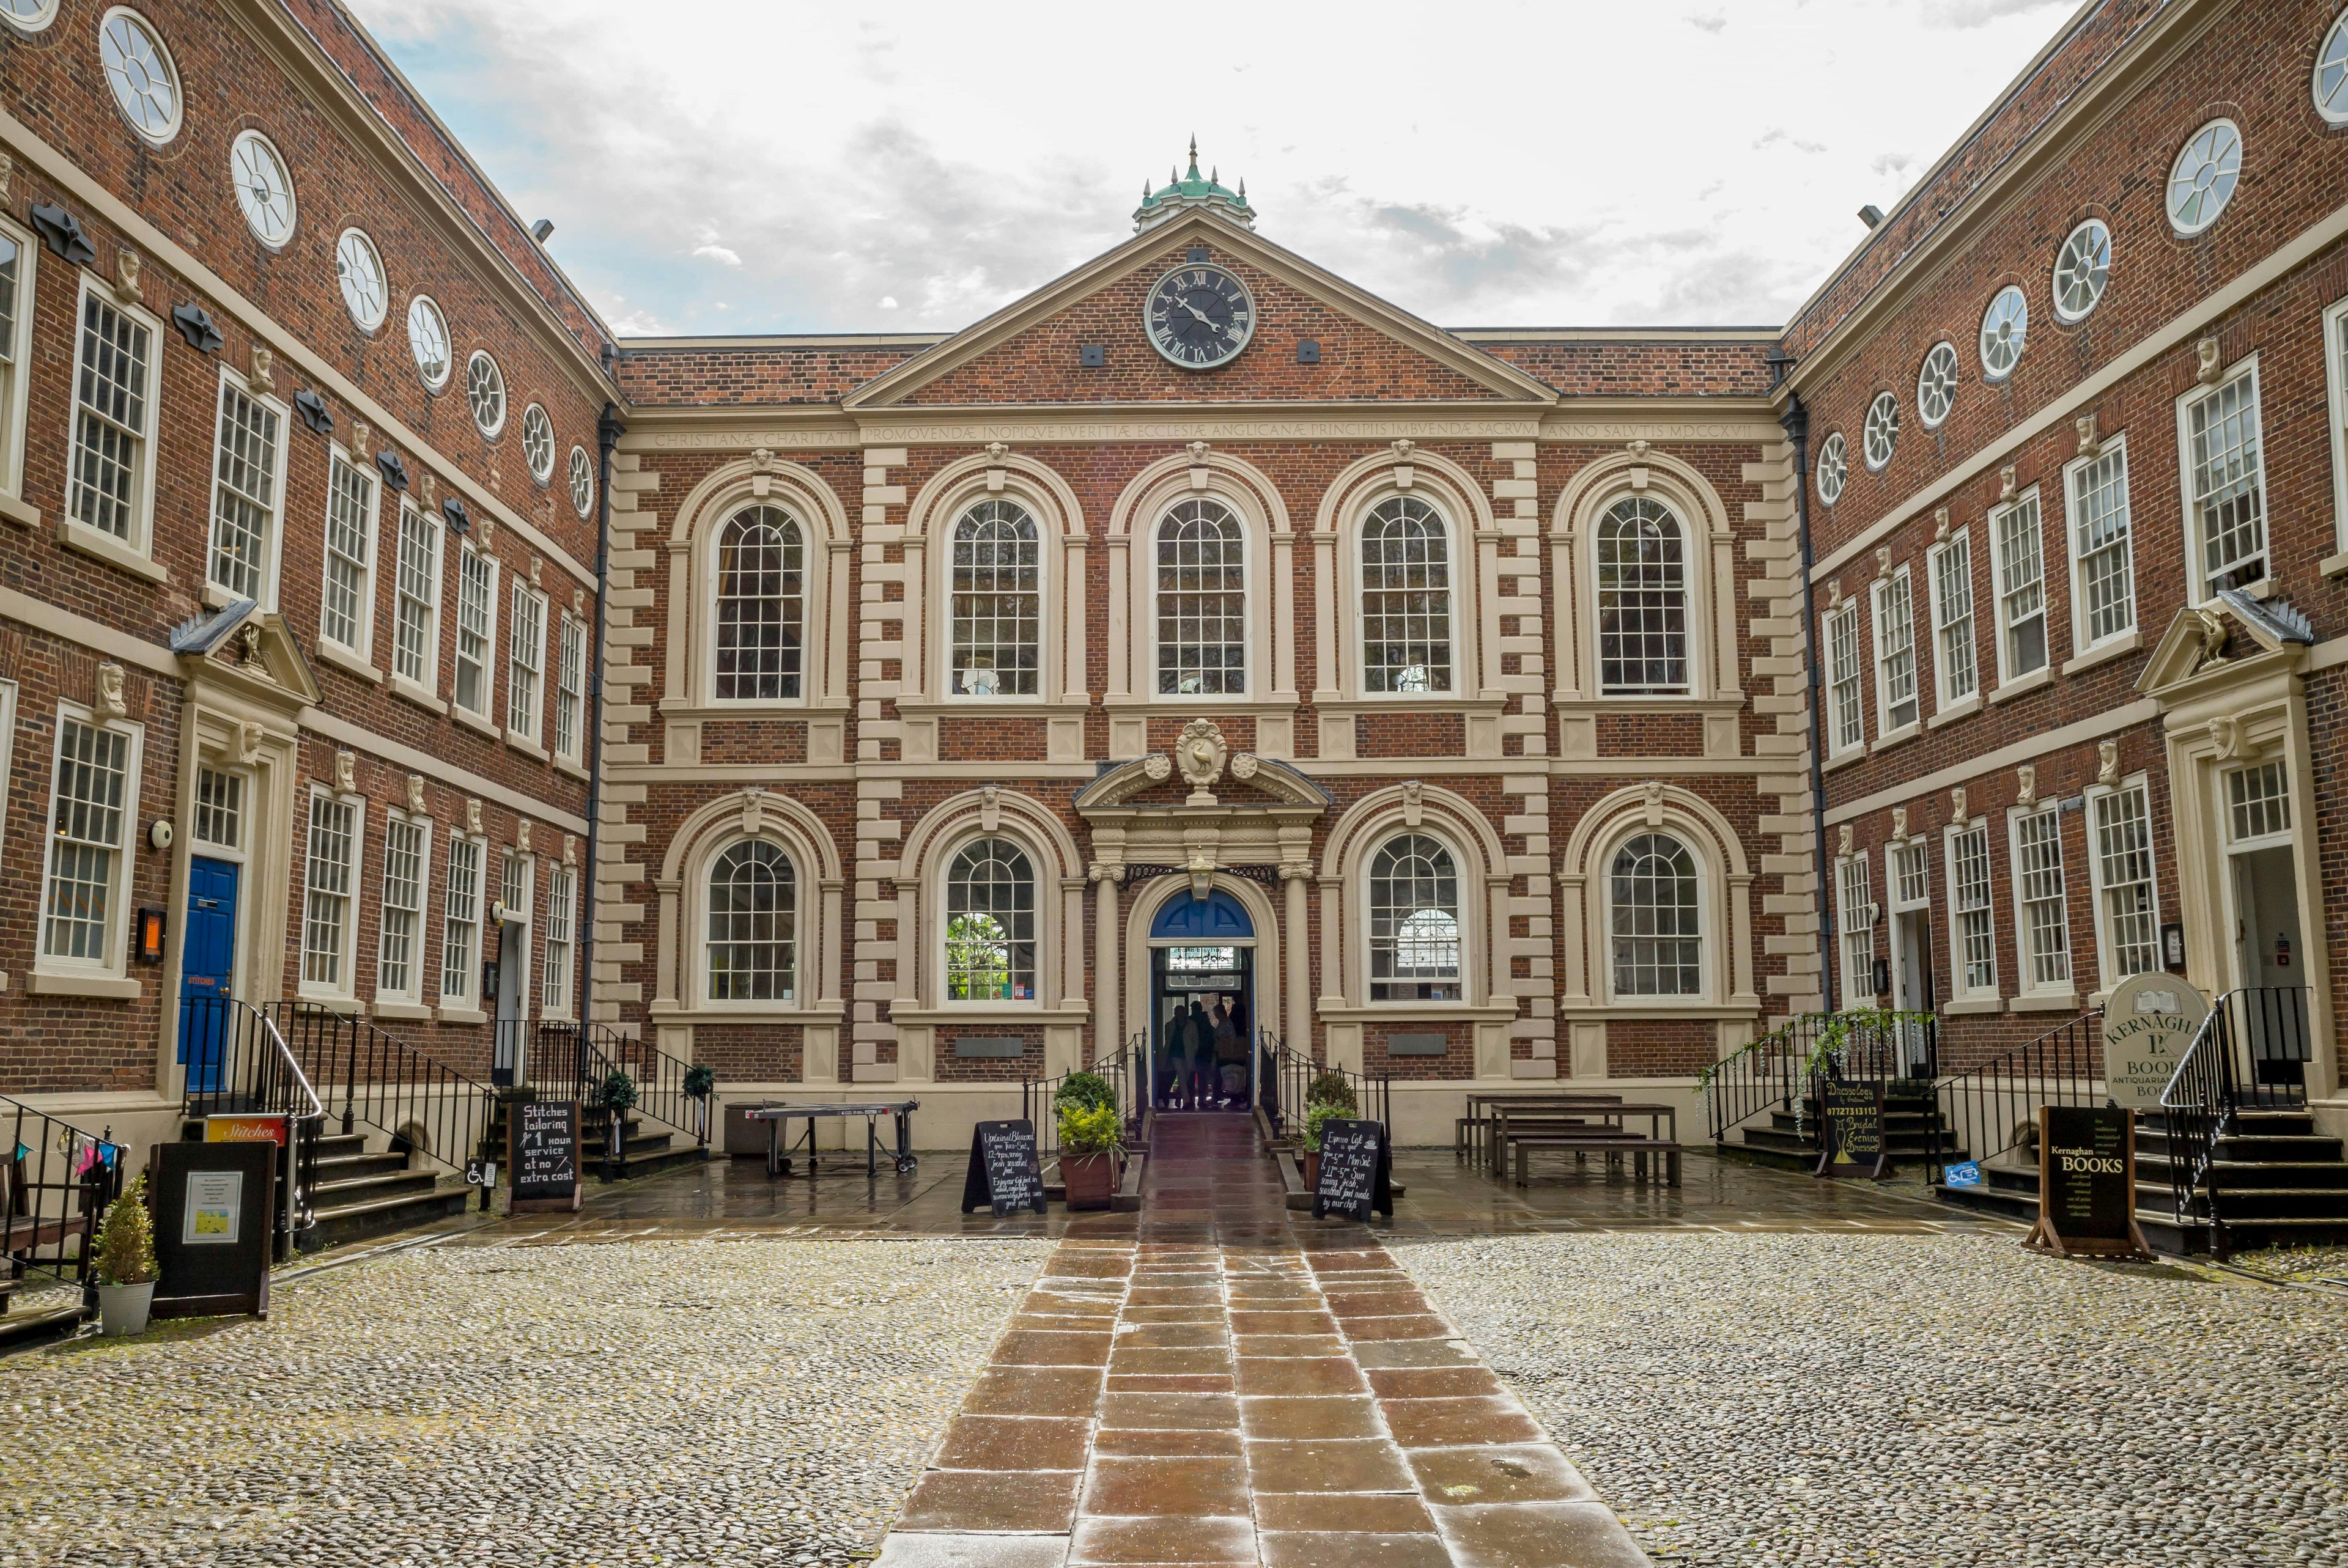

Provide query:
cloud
left=1752, top=128, right=1828, bottom=154
left=1685, top=11, right=1726, bottom=31
left=1918, top=0, right=2068, bottom=28
left=691, top=235, right=744, bottom=267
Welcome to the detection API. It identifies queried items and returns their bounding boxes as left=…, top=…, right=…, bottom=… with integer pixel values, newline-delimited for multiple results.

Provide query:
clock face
left=1146, top=263, right=1255, bottom=369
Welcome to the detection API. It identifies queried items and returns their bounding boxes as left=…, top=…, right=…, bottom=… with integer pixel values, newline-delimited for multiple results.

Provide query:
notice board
left=149, top=1139, right=275, bottom=1319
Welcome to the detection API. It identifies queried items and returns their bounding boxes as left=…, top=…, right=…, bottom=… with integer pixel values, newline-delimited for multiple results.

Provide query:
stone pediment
left=2136, top=589, right=2314, bottom=701
left=170, top=600, right=322, bottom=713
left=1075, top=723, right=1331, bottom=817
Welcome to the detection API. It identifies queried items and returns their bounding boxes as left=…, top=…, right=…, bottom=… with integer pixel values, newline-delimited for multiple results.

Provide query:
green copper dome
left=1134, top=138, right=1256, bottom=232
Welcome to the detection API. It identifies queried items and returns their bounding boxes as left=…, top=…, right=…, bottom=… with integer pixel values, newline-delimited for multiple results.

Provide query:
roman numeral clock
left=1146, top=263, right=1255, bottom=367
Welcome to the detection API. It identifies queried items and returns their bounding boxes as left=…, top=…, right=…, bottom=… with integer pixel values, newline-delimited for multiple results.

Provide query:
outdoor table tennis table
left=744, top=1100, right=920, bottom=1178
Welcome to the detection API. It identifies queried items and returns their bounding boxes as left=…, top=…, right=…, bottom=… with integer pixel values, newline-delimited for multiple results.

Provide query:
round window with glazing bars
left=1916, top=342, right=1958, bottom=430
left=2166, top=119, right=2242, bottom=237
left=2051, top=219, right=2111, bottom=323
left=1979, top=285, right=2028, bottom=381
left=1815, top=432, right=1848, bottom=507
left=1863, top=392, right=1900, bottom=472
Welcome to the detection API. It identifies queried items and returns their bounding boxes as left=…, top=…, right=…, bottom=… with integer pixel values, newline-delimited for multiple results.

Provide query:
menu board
left=149, top=1139, right=275, bottom=1320
left=1312, top=1117, right=1394, bottom=1222
left=961, top=1119, right=1046, bottom=1216
left=1814, top=1078, right=1891, bottom=1181
left=2026, top=1104, right=2150, bottom=1259
left=510, top=1100, right=580, bottom=1212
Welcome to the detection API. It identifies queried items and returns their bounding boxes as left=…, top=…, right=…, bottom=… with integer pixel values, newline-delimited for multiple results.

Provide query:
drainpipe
left=578, top=394, right=624, bottom=1045
left=1780, top=393, right=1836, bottom=1014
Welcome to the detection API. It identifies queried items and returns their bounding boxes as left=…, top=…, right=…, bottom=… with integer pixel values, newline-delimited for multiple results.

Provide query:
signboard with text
left=2102, top=974, right=2209, bottom=1113
left=1814, top=1078, right=1891, bottom=1182
left=149, top=1139, right=275, bottom=1319
left=509, top=1100, right=580, bottom=1212
left=961, top=1119, right=1046, bottom=1216
left=1313, top=1117, right=1394, bottom=1222
left=2025, top=1104, right=2151, bottom=1260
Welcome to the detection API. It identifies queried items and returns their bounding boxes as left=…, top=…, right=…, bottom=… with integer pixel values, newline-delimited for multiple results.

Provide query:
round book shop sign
left=2102, top=973, right=2211, bottom=1111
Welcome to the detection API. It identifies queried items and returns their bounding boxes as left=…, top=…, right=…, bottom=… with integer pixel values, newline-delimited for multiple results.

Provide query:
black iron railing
left=267, top=1002, right=497, bottom=1177
left=1702, top=1008, right=1937, bottom=1143
left=541, top=1021, right=712, bottom=1147
left=2161, top=985, right=2311, bottom=1254
left=2, top=1094, right=125, bottom=1313
left=1927, top=1009, right=2101, bottom=1183
left=1022, top=1045, right=1141, bottom=1169
left=1268, top=1037, right=1391, bottom=1134
left=179, top=993, right=325, bottom=1257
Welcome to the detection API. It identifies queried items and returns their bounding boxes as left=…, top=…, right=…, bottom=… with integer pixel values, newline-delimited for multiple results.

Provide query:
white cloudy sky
left=352, top=0, right=2083, bottom=337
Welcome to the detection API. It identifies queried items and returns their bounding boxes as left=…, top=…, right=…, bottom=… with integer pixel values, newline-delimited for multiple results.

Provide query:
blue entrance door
left=179, top=856, right=240, bottom=1094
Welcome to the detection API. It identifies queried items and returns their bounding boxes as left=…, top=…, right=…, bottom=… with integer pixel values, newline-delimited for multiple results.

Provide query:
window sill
left=373, top=999, right=434, bottom=1021
left=0, top=490, right=39, bottom=529
left=453, top=706, right=500, bottom=740
left=2324, top=551, right=2348, bottom=580
left=2062, top=629, right=2141, bottom=676
left=1927, top=695, right=1982, bottom=729
left=1102, top=694, right=1299, bottom=715
left=658, top=699, right=813, bottom=721
left=298, top=988, right=361, bottom=1012
left=1318, top=1002, right=1522, bottom=1024
left=28, top=969, right=142, bottom=999
left=1548, top=694, right=1744, bottom=715
left=437, top=1004, right=487, bottom=1025
left=1313, top=694, right=1512, bottom=716
left=504, top=729, right=548, bottom=761
left=314, top=641, right=383, bottom=684
left=2011, top=991, right=2081, bottom=1014
left=1822, top=747, right=1867, bottom=775
left=57, top=518, right=168, bottom=585
left=554, top=756, right=589, bottom=782
left=887, top=1004, right=1088, bottom=1027
left=1869, top=723, right=1919, bottom=754
left=1938, top=996, right=2004, bottom=1016
left=1987, top=666, right=2051, bottom=705
left=390, top=675, right=447, bottom=716
left=1555, top=999, right=1761, bottom=1020
left=648, top=1000, right=846, bottom=1025
left=893, top=697, right=1090, bottom=719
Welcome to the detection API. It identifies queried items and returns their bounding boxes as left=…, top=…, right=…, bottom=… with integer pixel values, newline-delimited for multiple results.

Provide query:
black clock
left=1145, top=263, right=1255, bottom=369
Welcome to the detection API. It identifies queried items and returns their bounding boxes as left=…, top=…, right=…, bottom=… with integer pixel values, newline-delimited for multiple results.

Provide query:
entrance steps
left=1716, top=1080, right=1956, bottom=1172
left=308, top=1132, right=470, bottom=1250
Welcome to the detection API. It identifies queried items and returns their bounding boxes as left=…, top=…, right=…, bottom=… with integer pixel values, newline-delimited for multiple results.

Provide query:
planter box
left=99, top=1281, right=154, bottom=1337
left=1062, top=1152, right=1119, bottom=1211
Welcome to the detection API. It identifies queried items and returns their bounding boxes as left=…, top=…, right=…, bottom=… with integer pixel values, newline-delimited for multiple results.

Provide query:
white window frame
left=497, top=851, right=534, bottom=1027
left=554, top=613, right=586, bottom=764
left=2323, top=298, right=2348, bottom=558
left=62, top=274, right=164, bottom=575
left=35, top=702, right=144, bottom=987
left=506, top=580, right=547, bottom=746
left=0, top=680, right=14, bottom=863
left=2084, top=775, right=2162, bottom=994
left=1944, top=818, right=1998, bottom=1001
left=2062, top=436, right=2136, bottom=656
left=298, top=786, right=363, bottom=1002
left=440, top=830, right=484, bottom=1012
left=2007, top=802, right=2073, bottom=998
left=1835, top=852, right=1876, bottom=1009
left=542, top=862, right=575, bottom=1019
left=375, top=809, right=432, bottom=1007
left=2176, top=355, right=2269, bottom=604
left=1824, top=600, right=1864, bottom=757
left=0, top=212, right=36, bottom=504
left=1927, top=529, right=1978, bottom=712
left=1990, top=487, right=2048, bottom=687
left=1870, top=566, right=1919, bottom=738
left=318, top=444, right=382, bottom=665
left=391, top=500, right=443, bottom=698
left=204, top=366, right=292, bottom=610
left=451, top=542, right=499, bottom=721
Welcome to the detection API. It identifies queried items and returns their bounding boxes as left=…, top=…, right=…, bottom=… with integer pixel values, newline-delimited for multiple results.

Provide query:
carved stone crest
left=237, top=622, right=267, bottom=671
left=1175, top=719, right=1228, bottom=801
left=2187, top=608, right=2229, bottom=672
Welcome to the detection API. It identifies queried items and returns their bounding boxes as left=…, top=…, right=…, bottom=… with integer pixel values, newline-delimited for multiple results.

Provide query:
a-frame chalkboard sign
left=961, top=1119, right=1046, bottom=1216
left=2024, top=1104, right=2152, bottom=1261
left=1312, top=1117, right=1394, bottom=1221
left=1814, top=1078, right=1892, bottom=1182
left=509, top=1099, right=581, bottom=1213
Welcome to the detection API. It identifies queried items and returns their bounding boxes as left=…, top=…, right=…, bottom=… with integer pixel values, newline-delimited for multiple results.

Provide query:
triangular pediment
left=172, top=602, right=322, bottom=712
left=2137, top=590, right=2315, bottom=699
left=844, top=210, right=1556, bottom=411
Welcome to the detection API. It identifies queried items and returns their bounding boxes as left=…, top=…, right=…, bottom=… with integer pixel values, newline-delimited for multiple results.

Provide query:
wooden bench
left=1512, top=1135, right=1682, bottom=1187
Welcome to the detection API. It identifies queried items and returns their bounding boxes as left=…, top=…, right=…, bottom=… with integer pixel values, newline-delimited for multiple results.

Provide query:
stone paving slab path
left=874, top=1114, right=1650, bottom=1568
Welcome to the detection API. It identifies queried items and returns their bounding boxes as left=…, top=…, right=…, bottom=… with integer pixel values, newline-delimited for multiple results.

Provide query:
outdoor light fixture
left=134, top=907, right=166, bottom=963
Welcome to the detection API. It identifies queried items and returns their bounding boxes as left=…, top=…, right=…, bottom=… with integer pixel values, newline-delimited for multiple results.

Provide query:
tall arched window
left=1156, top=498, right=1246, bottom=695
left=945, top=838, right=1036, bottom=1002
left=714, top=506, right=804, bottom=701
left=706, top=841, right=796, bottom=1001
left=950, top=499, right=1040, bottom=697
left=1368, top=833, right=1461, bottom=1001
left=1595, top=496, right=1689, bottom=694
left=1360, top=496, right=1453, bottom=693
left=1609, top=832, right=1701, bottom=996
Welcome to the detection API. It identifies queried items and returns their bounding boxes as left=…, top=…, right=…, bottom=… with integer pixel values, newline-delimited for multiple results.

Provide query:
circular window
left=2051, top=219, right=2111, bottom=322
left=227, top=131, right=295, bottom=249
left=1815, top=432, right=1848, bottom=507
left=99, top=9, right=181, bottom=144
left=335, top=229, right=387, bottom=331
left=522, top=404, right=555, bottom=484
left=2, top=0, right=60, bottom=35
left=1979, top=286, right=2028, bottom=381
left=568, top=445, right=594, bottom=518
left=1916, top=343, right=1958, bottom=430
left=1862, top=393, right=1900, bottom=471
left=2167, top=119, right=2242, bottom=235
left=2320, top=9, right=2348, bottom=125
left=407, top=296, right=451, bottom=390
left=465, top=351, right=506, bottom=437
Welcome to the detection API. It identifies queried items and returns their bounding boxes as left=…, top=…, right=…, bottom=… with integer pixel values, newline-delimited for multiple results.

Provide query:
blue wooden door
left=179, top=857, right=240, bottom=1094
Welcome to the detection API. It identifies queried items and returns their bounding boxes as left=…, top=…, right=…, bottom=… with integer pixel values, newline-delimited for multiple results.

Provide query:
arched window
left=945, top=838, right=1036, bottom=1002
left=1595, top=496, right=1689, bottom=694
left=1360, top=496, right=1452, bottom=693
left=705, top=841, right=796, bottom=1001
left=1609, top=832, right=1701, bottom=996
left=714, top=506, right=804, bottom=701
left=1368, top=833, right=1461, bottom=1001
left=950, top=499, right=1040, bottom=697
left=1156, top=498, right=1246, bottom=695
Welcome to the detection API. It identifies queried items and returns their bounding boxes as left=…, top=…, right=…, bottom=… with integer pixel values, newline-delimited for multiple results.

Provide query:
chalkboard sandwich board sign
left=1814, top=1077, right=1892, bottom=1182
left=2024, top=1104, right=2152, bottom=1261
left=961, top=1119, right=1046, bottom=1216
left=1312, top=1117, right=1394, bottom=1222
left=149, top=1139, right=276, bottom=1319
left=509, top=1099, right=581, bottom=1213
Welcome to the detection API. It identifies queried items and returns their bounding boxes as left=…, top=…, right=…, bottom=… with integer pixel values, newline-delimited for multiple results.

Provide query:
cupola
left=1134, top=138, right=1257, bottom=233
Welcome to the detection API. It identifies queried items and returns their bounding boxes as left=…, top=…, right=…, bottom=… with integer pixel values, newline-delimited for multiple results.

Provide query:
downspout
left=1779, top=392, right=1836, bottom=1015
left=578, top=386, right=624, bottom=1037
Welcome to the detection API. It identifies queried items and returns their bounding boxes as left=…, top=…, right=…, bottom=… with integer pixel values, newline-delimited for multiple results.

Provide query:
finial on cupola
left=1187, top=134, right=1201, bottom=179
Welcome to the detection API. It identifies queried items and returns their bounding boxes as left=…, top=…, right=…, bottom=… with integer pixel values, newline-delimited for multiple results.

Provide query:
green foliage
left=1304, top=1070, right=1357, bottom=1114
left=1055, top=1071, right=1115, bottom=1113
left=945, top=913, right=1013, bottom=1001
left=682, top=1064, right=716, bottom=1099
left=95, top=1174, right=156, bottom=1287
left=1302, top=1102, right=1351, bottom=1154
left=1693, top=1008, right=1938, bottom=1099
left=599, top=1069, right=639, bottom=1113
left=1058, top=1100, right=1123, bottom=1156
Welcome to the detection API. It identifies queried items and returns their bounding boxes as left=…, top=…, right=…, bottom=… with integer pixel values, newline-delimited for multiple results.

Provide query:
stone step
left=311, top=1183, right=471, bottom=1251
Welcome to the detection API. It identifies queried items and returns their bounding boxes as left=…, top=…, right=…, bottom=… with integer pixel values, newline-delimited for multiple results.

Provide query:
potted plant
left=683, top=1064, right=716, bottom=1143
left=599, top=1069, right=638, bottom=1178
left=94, top=1174, right=157, bottom=1337
left=1305, top=1070, right=1358, bottom=1116
left=1301, top=1103, right=1349, bottom=1190
left=1055, top=1070, right=1115, bottom=1114
left=1058, top=1101, right=1123, bottom=1210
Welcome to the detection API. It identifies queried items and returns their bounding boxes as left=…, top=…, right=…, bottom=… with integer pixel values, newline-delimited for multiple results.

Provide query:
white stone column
left=1283, top=866, right=1311, bottom=1054
left=1092, top=864, right=1123, bottom=1069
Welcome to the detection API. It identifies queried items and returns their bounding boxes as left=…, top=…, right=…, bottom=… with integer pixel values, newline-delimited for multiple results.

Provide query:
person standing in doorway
left=1184, top=999, right=1213, bottom=1109
left=1213, top=999, right=1246, bottom=1106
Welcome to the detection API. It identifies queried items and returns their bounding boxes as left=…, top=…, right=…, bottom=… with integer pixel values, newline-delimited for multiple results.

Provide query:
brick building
left=8, top=0, right=2347, bottom=1180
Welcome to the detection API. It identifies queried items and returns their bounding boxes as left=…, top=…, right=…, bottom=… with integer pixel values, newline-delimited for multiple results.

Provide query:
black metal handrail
left=1271, top=1038, right=1392, bottom=1133
left=1927, top=1009, right=2101, bottom=1183
left=543, top=1021, right=712, bottom=1147
left=2, top=1092, right=125, bottom=1312
left=265, top=1002, right=498, bottom=1177
left=179, top=993, right=325, bottom=1257
left=1702, top=1008, right=1937, bottom=1143
left=2160, top=985, right=2311, bottom=1254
